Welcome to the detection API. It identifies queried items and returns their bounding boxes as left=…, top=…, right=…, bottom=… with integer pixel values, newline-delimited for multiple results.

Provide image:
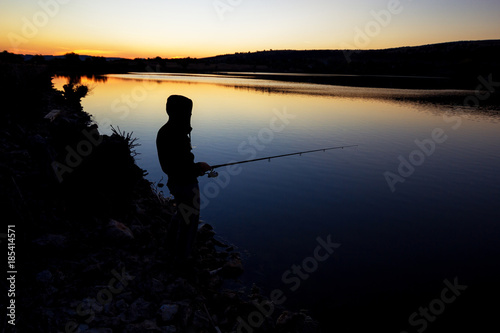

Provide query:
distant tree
left=0, top=50, right=24, bottom=63
left=84, top=56, right=107, bottom=72
left=64, top=52, right=81, bottom=65
left=29, top=54, right=46, bottom=64
left=177, top=57, right=192, bottom=69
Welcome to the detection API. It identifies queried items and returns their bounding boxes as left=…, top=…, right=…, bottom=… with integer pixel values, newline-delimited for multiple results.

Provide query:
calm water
left=53, top=74, right=500, bottom=330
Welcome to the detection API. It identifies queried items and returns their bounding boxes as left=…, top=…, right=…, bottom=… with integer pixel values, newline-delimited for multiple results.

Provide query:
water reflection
left=98, top=73, right=500, bottom=119
left=53, top=74, right=108, bottom=86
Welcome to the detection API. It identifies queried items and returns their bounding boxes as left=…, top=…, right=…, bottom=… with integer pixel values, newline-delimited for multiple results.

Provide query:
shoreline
left=67, top=69, right=486, bottom=91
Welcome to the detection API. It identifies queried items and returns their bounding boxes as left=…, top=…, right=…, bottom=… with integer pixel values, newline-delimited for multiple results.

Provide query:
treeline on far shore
left=1, top=39, right=500, bottom=90
left=0, top=50, right=169, bottom=76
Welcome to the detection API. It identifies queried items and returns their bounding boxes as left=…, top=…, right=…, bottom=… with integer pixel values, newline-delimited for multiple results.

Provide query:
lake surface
left=53, top=73, right=500, bottom=331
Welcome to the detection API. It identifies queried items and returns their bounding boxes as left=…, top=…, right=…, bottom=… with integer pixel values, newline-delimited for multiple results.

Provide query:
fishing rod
left=206, top=144, right=358, bottom=178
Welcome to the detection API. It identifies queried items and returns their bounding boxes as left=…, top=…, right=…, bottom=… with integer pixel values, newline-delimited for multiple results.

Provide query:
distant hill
left=3, top=40, right=499, bottom=89
left=199, top=40, right=500, bottom=77
left=21, top=54, right=127, bottom=62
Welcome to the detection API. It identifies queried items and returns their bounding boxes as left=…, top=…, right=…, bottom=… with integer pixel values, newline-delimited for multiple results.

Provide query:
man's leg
left=169, top=183, right=200, bottom=259
left=183, top=184, right=200, bottom=258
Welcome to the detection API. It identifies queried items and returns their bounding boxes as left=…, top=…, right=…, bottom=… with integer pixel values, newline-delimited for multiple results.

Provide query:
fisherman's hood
left=166, top=95, right=193, bottom=132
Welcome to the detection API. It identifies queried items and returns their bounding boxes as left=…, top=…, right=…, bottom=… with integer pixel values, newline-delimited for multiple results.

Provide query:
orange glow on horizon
left=66, top=49, right=115, bottom=57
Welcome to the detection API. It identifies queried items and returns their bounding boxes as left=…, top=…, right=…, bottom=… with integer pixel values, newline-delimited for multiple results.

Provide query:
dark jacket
left=156, top=122, right=203, bottom=187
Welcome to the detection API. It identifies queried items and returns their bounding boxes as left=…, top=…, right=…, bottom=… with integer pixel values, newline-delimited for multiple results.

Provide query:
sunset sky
left=1, top=0, right=499, bottom=59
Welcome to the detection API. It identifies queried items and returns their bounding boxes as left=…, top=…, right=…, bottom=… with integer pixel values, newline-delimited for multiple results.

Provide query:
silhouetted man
left=156, top=95, right=211, bottom=259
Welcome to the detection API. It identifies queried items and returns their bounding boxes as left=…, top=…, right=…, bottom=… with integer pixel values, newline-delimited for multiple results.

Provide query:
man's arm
left=197, top=162, right=212, bottom=175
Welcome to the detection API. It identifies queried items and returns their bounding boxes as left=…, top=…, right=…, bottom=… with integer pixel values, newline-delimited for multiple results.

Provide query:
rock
left=36, top=270, right=53, bottom=284
left=166, top=278, right=198, bottom=299
left=209, top=267, right=223, bottom=276
left=151, top=278, right=165, bottom=293
left=114, top=299, right=128, bottom=313
left=33, top=234, right=67, bottom=248
left=78, top=324, right=90, bottom=332
left=276, top=311, right=321, bottom=333
left=107, top=219, right=134, bottom=241
left=81, top=298, right=104, bottom=314
left=160, top=326, right=177, bottom=333
left=130, top=224, right=147, bottom=238
left=134, top=202, right=146, bottom=215
left=40, top=308, right=55, bottom=322
left=191, top=309, right=211, bottom=330
left=221, top=253, right=244, bottom=279
left=302, top=315, right=321, bottom=333
left=118, top=312, right=133, bottom=324
left=142, top=319, right=161, bottom=331
left=44, top=286, right=58, bottom=297
left=212, top=238, right=228, bottom=248
left=44, top=109, right=61, bottom=122
left=159, top=304, right=179, bottom=322
left=276, top=311, right=294, bottom=327
left=197, top=223, right=215, bottom=242
left=86, top=329, right=113, bottom=333
left=130, top=297, right=151, bottom=317
left=123, top=319, right=162, bottom=333
left=82, top=263, right=104, bottom=274
left=198, top=223, right=213, bottom=231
